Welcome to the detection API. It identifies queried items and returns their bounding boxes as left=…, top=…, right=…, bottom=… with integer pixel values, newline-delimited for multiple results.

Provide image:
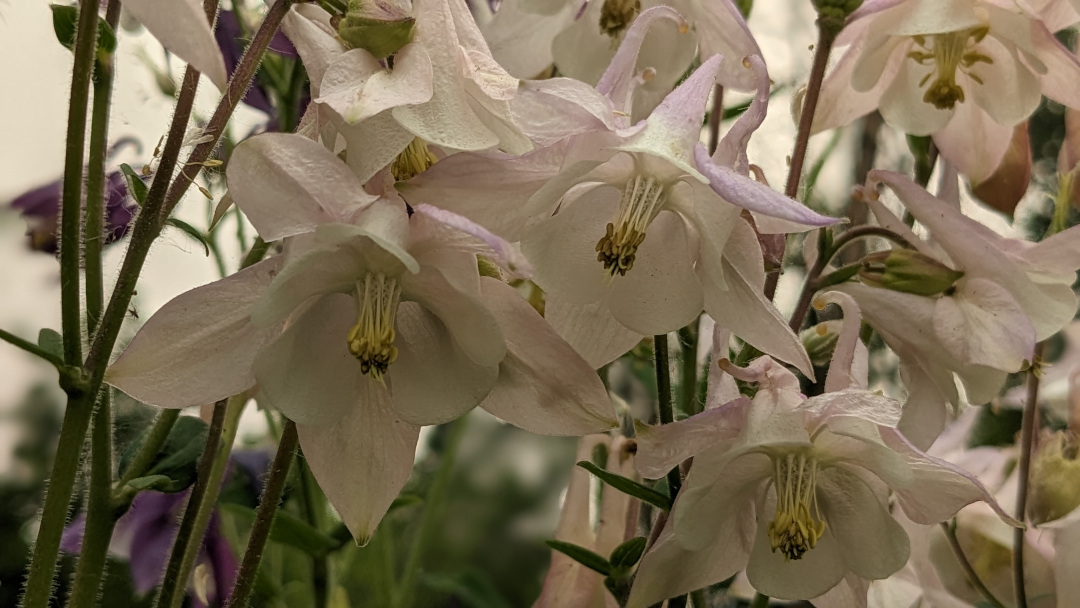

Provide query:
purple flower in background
left=215, top=10, right=303, bottom=130
left=10, top=170, right=136, bottom=254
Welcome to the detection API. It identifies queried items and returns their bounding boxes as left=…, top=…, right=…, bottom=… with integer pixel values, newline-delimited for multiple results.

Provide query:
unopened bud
left=858, top=249, right=963, bottom=296
left=811, top=0, right=862, bottom=38
left=801, top=321, right=840, bottom=368
left=339, top=0, right=415, bottom=59
left=1028, top=431, right=1080, bottom=525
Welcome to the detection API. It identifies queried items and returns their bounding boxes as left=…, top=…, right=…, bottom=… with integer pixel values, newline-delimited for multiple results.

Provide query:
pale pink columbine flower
left=814, top=0, right=1080, bottom=183
left=106, top=132, right=616, bottom=543
left=281, top=0, right=532, bottom=185
left=833, top=169, right=1080, bottom=448
left=484, top=0, right=760, bottom=119
left=626, top=292, right=1017, bottom=608
left=534, top=434, right=637, bottom=608
left=122, top=0, right=228, bottom=90
left=403, top=8, right=839, bottom=372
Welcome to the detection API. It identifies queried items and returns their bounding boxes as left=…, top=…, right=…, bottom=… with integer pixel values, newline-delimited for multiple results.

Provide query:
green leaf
left=119, top=164, right=148, bottom=206
left=218, top=503, right=341, bottom=557
left=608, top=536, right=647, bottom=572
left=125, top=475, right=174, bottom=491
left=120, top=416, right=208, bottom=494
left=36, top=328, right=64, bottom=361
left=50, top=4, right=117, bottom=52
left=545, top=540, right=612, bottom=576
left=576, top=461, right=673, bottom=511
left=165, top=218, right=211, bottom=257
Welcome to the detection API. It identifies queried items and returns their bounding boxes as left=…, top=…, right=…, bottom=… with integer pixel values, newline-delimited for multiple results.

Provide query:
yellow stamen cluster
left=347, top=273, right=402, bottom=381
left=768, top=452, right=827, bottom=561
left=598, top=0, right=640, bottom=38
left=391, top=137, right=438, bottom=181
left=595, top=175, right=666, bottom=277
left=907, top=27, right=992, bottom=110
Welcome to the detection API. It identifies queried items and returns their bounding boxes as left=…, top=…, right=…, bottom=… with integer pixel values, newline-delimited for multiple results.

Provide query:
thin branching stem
left=1014, top=341, right=1045, bottom=608
left=940, top=521, right=1008, bottom=608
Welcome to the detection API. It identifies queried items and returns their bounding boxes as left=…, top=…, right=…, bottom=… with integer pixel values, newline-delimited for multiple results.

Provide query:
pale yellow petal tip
left=815, top=324, right=828, bottom=337
left=678, top=23, right=689, bottom=34
left=813, top=297, right=827, bottom=311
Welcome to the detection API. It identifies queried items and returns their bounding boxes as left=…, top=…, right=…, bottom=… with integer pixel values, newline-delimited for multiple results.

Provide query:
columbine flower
left=814, top=0, right=1080, bottom=182
left=106, top=132, right=616, bottom=543
left=402, top=9, right=838, bottom=371
left=831, top=169, right=1080, bottom=448
left=10, top=170, right=136, bottom=254
left=282, top=0, right=532, bottom=185
left=626, top=291, right=1016, bottom=607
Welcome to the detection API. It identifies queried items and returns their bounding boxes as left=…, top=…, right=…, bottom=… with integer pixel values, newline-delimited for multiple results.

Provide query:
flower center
left=347, top=273, right=402, bottom=380
left=391, top=138, right=438, bottom=181
left=594, top=175, right=666, bottom=277
left=598, top=0, right=640, bottom=38
left=906, top=27, right=993, bottom=110
left=768, top=452, right=826, bottom=561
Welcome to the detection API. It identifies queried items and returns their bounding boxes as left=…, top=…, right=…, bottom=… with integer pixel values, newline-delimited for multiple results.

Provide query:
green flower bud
left=858, top=249, right=964, bottom=297
left=801, top=321, right=840, bottom=368
left=811, top=0, right=862, bottom=38
left=1028, top=431, right=1080, bottom=525
left=339, top=0, right=415, bottom=59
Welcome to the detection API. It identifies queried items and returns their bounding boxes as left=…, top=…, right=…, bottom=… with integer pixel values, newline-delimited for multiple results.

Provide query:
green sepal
left=609, top=536, right=647, bottom=573
left=119, top=164, right=149, bottom=206
left=576, top=460, right=673, bottom=511
left=338, top=16, right=416, bottom=59
left=858, top=249, right=964, bottom=296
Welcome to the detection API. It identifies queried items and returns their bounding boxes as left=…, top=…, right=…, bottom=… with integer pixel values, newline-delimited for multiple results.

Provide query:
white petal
left=253, top=294, right=361, bottom=426
left=673, top=450, right=771, bottom=552
left=339, top=112, right=418, bottom=184
left=818, top=468, right=910, bottom=580
left=932, top=95, right=1012, bottom=183
left=318, top=45, right=434, bottom=125
left=967, top=34, right=1041, bottom=128
left=106, top=258, right=283, bottom=408
left=878, top=59, right=953, bottom=136
left=634, top=397, right=752, bottom=479
left=687, top=0, right=762, bottom=90
left=282, top=5, right=342, bottom=97
left=227, top=133, right=379, bottom=240
left=388, top=302, right=499, bottom=425
left=298, top=379, right=420, bottom=544
left=483, top=0, right=573, bottom=79
left=477, top=278, right=617, bottom=435
left=544, top=295, right=644, bottom=368
left=932, top=278, right=1035, bottom=371
left=595, top=6, right=690, bottom=117
left=123, top=0, right=227, bottom=90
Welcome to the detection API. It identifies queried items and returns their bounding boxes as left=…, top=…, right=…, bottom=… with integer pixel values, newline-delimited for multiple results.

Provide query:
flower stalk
left=940, top=521, right=1008, bottom=608
left=226, top=419, right=300, bottom=608
left=1013, top=341, right=1045, bottom=608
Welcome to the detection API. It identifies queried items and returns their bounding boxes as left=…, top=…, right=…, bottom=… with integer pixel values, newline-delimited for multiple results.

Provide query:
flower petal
left=282, top=4, right=342, bottom=97
left=339, top=112, right=418, bottom=184
left=818, top=468, right=910, bottom=580
left=673, top=449, right=771, bottom=552
left=476, top=278, right=617, bottom=435
left=688, top=0, right=762, bottom=90
left=123, top=0, right=228, bottom=90
left=227, top=133, right=379, bottom=240
left=932, top=101, right=1013, bottom=183
left=544, top=295, right=644, bottom=368
left=106, top=258, right=283, bottom=408
left=932, top=277, right=1035, bottom=371
left=252, top=293, right=361, bottom=426
left=388, top=302, right=499, bottom=425
left=633, top=397, right=752, bottom=479
left=318, top=44, right=434, bottom=125
left=595, top=6, right=690, bottom=118
left=298, top=379, right=420, bottom=544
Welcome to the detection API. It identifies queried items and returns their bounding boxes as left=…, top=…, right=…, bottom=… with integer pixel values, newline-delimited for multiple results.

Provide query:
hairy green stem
left=940, top=521, right=1007, bottom=608
left=1014, top=342, right=1044, bottom=608
left=226, top=420, right=299, bottom=608
left=156, top=395, right=245, bottom=608
left=676, top=324, right=700, bottom=416
left=114, top=409, right=182, bottom=495
left=765, top=27, right=836, bottom=302
left=652, top=335, right=681, bottom=498
left=394, top=417, right=469, bottom=608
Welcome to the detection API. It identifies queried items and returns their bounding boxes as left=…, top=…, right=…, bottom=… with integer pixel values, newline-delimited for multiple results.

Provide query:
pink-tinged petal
left=398, top=144, right=567, bottom=242
left=227, top=133, right=379, bottom=240
left=712, top=55, right=770, bottom=171
left=627, top=14, right=700, bottom=121
left=688, top=0, right=762, bottom=90
left=595, top=6, right=690, bottom=117
left=932, top=103, right=1012, bottom=183
left=510, top=78, right=618, bottom=146
left=1054, top=523, right=1080, bottom=608
left=970, top=122, right=1032, bottom=217
left=814, top=291, right=866, bottom=391
left=544, top=295, right=644, bottom=368
left=318, top=44, right=434, bottom=125
left=813, top=35, right=895, bottom=133
left=1030, top=16, right=1080, bottom=109
left=411, top=204, right=532, bottom=277
left=932, top=278, right=1035, bottom=371
left=1021, top=222, right=1080, bottom=278
left=551, top=0, right=615, bottom=89
left=389, top=302, right=499, bottom=425
left=106, top=258, right=283, bottom=408
left=812, top=573, right=869, bottom=608
left=476, top=279, right=616, bottom=435
left=966, top=31, right=1042, bottom=127
left=673, top=449, right=770, bottom=552
left=282, top=4, right=341, bottom=97
left=633, top=397, right=752, bottom=479
left=878, top=60, right=953, bottom=136
left=461, top=81, right=536, bottom=156
left=298, top=379, right=420, bottom=545
left=746, top=493, right=847, bottom=600
left=877, top=428, right=1020, bottom=526
left=484, top=0, right=574, bottom=79
left=123, top=0, right=227, bottom=90
left=685, top=182, right=742, bottom=293
left=339, top=113, right=417, bottom=184
left=818, top=469, right=910, bottom=581
left=897, top=359, right=950, bottom=451
left=253, top=293, right=361, bottom=425
left=400, top=250, right=506, bottom=367
left=608, top=211, right=704, bottom=336
left=521, top=189, right=618, bottom=308
left=534, top=435, right=607, bottom=608
left=797, top=390, right=903, bottom=433
left=694, top=144, right=840, bottom=226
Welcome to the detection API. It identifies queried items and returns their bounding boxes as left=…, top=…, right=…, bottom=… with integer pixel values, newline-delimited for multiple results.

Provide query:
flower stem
left=226, top=420, right=299, bottom=608
left=940, top=521, right=1007, bottom=608
left=677, top=323, right=700, bottom=416
left=394, top=416, right=469, bottom=608
left=114, top=409, right=182, bottom=495
left=1013, top=341, right=1044, bottom=608
left=155, top=395, right=245, bottom=608
left=652, top=335, right=681, bottom=498
left=765, top=27, right=836, bottom=301
left=749, top=592, right=769, bottom=608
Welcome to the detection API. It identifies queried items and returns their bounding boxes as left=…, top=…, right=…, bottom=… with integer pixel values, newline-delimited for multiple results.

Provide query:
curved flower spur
left=402, top=7, right=841, bottom=371
left=106, top=132, right=617, bottom=543
left=625, top=292, right=1019, bottom=608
